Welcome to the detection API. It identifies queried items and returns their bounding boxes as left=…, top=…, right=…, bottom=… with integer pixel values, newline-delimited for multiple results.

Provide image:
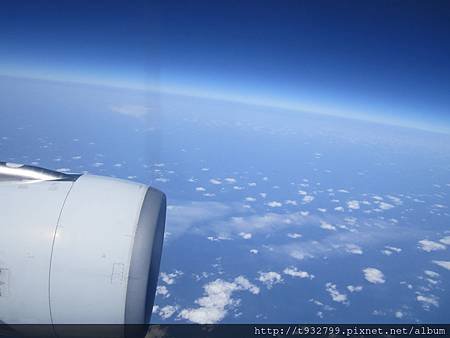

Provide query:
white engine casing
left=0, top=163, right=166, bottom=326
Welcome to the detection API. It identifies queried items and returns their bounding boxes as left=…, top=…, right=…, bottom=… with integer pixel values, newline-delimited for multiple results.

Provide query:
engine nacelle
left=0, top=162, right=166, bottom=326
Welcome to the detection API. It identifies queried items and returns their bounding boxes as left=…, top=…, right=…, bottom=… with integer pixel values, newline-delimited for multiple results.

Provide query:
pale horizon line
left=1, top=70, right=449, bottom=136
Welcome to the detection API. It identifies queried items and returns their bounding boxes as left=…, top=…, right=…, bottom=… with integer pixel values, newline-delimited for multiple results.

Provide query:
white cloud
left=195, top=187, right=206, bottom=192
left=310, top=299, right=335, bottom=313
left=245, top=197, right=256, bottom=202
left=418, top=240, right=446, bottom=252
left=378, top=202, right=394, bottom=210
left=347, top=285, right=363, bottom=293
left=159, top=305, right=177, bottom=319
left=287, top=233, right=302, bottom=239
left=325, top=283, right=348, bottom=304
left=283, top=267, right=314, bottom=279
left=302, top=195, right=315, bottom=203
left=239, top=232, right=252, bottom=239
left=344, top=216, right=357, bottom=225
left=258, top=271, right=283, bottom=289
left=424, top=270, right=440, bottom=278
left=207, top=235, right=230, bottom=241
left=170, top=201, right=416, bottom=269
left=417, top=295, right=439, bottom=309
left=160, top=270, right=183, bottom=285
left=382, top=245, right=402, bottom=256
left=223, top=211, right=310, bottom=234
left=432, top=204, right=446, bottom=209
left=433, top=260, right=450, bottom=270
left=209, top=179, right=222, bottom=185
left=193, top=271, right=212, bottom=282
left=347, top=200, right=360, bottom=210
left=334, top=206, right=344, bottom=212
left=250, top=249, right=258, bottom=254
left=285, top=200, right=298, bottom=206
left=225, top=177, right=236, bottom=183
left=395, top=311, right=404, bottom=319
left=156, top=285, right=170, bottom=298
left=439, top=236, right=450, bottom=245
left=345, top=244, right=363, bottom=255
left=178, top=276, right=259, bottom=324
left=234, top=276, right=260, bottom=295
left=289, top=249, right=312, bottom=260
left=363, top=268, right=385, bottom=284
left=272, top=214, right=414, bottom=263
left=426, top=278, right=438, bottom=285
left=166, top=201, right=231, bottom=237
left=385, top=245, right=402, bottom=253
left=320, top=221, right=336, bottom=231
left=267, top=201, right=282, bottom=208
left=386, top=195, right=402, bottom=205
left=111, top=104, right=151, bottom=118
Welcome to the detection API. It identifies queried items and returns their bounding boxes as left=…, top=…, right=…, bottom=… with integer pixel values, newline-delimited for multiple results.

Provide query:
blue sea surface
left=1, top=76, right=449, bottom=323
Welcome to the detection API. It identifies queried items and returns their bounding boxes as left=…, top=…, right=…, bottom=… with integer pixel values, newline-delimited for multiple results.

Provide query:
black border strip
left=1, top=324, right=449, bottom=338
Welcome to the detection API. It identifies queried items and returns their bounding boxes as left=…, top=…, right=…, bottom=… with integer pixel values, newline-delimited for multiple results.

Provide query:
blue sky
left=1, top=0, right=450, bottom=131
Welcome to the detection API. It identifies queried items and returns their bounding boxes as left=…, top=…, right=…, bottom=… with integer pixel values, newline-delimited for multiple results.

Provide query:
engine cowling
left=0, top=162, right=166, bottom=327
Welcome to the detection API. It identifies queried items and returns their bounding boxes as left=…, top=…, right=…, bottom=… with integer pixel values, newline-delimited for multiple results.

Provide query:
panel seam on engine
left=47, top=180, right=76, bottom=330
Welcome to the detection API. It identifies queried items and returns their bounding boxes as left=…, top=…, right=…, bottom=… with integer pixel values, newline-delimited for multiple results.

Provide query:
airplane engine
left=0, top=162, right=166, bottom=328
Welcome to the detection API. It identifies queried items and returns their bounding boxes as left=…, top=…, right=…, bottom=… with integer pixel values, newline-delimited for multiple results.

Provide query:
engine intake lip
left=124, top=187, right=167, bottom=324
